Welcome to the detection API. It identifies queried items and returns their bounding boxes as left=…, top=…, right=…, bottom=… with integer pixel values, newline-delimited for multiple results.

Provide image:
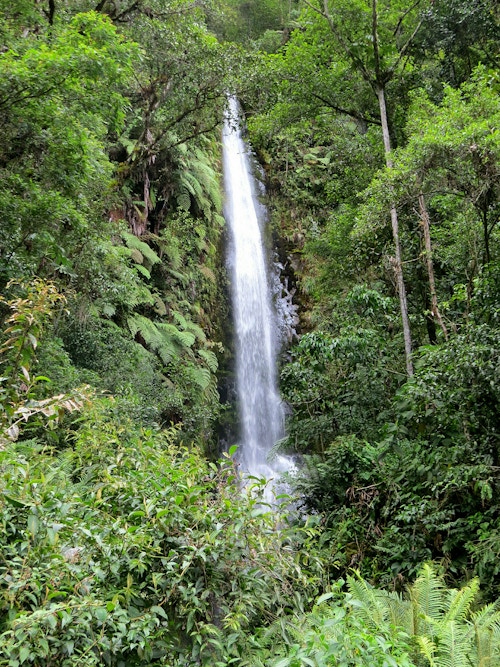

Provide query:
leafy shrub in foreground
left=254, top=564, right=500, bottom=667
left=0, top=402, right=321, bottom=666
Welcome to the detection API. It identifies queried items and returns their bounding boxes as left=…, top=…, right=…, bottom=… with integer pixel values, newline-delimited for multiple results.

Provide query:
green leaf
left=315, top=592, right=334, bottom=605
left=27, top=514, right=39, bottom=536
left=3, top=494, right=29, bottom=508
left=94, top=607, right=108, bottom=622
left=150, top=605, right=168, bottom=619
left=18, top=647, right=30, bottom=664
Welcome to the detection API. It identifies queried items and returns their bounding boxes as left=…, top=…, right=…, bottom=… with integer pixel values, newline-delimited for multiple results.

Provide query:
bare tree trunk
left=376, top=85, right=414, bottom=376
left=418, top=192, right=448, bottom=340
left=48, top=0, right=56, bottom=25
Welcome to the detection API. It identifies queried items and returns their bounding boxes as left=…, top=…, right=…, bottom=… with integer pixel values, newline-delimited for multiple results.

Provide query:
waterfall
left=223, top=98, right=291, bottom=484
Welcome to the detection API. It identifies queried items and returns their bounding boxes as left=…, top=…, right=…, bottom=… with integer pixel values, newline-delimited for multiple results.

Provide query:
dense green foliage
left=244, top=0, right=500, bottom=603
left=0, top=0, right=236, bottom=444
left=0, top=407, right=323, bottom=665
left=1, top=0, right=500, bottom=664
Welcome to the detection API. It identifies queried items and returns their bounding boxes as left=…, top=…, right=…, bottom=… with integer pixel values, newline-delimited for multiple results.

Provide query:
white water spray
left=223, top=98, right=292, bottom=484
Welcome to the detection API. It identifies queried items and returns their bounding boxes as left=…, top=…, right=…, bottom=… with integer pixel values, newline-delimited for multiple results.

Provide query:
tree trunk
left=418, top=192, right=448, bottom=341
left=376, top=85, right=414, bottom=376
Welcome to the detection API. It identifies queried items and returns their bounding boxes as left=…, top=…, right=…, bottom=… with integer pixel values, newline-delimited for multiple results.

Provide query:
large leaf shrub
left=0, top=403, right=321, bottom=666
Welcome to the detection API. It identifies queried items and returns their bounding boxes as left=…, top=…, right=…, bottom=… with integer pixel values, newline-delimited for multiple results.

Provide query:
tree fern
left=129, top=247, right=144, bottom=264
left=417, top=635, right=438, bottom=667
left=188, top=365, right=211, bottom=391
left=185, top=320, right=206, bottom=344
left=134, top=263, right=151, bottom=279
left=158, top=231, right=182, bottom=270
left=199, top=263, right=216, bottom=283
left=122, top=231, right=161, bottom=267
left=157, top=322, right=195, bottom=349
left=177, top=189, right=191, bottom=211
left=100, top=302, right=116, bottom=317
left=171, top=310, right=207, bottom=343
left=174, top=144, right=222, bottom=222
left=198, top=348, right=218, bottom=373
left=345, top=564, right=500, bottom=667
left=166, top=267, right=189, bottom=286
left=153, top=294, right=167, bottom=316
left=384, top=592, right=412, bottom=633
left=191, top=146, right=222, bottom=213
left=127, top=314, right=180, bottom=364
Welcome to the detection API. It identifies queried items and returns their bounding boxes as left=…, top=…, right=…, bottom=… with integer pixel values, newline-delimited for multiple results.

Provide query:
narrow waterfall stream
left=223, top=98, right=291, bottom=485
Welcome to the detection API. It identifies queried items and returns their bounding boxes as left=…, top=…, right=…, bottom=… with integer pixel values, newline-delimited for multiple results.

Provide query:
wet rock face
left=271, top=257, right=300, bottom=347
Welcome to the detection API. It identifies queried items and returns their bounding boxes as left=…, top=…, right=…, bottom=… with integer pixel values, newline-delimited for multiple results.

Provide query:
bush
left=0, top=401, right=321, bottom=666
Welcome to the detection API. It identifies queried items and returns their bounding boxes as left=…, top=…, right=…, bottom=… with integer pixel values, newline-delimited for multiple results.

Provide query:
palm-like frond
left=443, top=579, right=480, bottom=624
left=408, top=562, right=446, bottom=635
left=469, top=603, right=500, bottom=667
left=157, top=322, right=195, bottom=349
left=384, top=592, right=412, bottom=634
left=174, top=144, right=222, bottom=222
left=347, top=572, right=388, bottom=630
left=171, top=310, right=206, bottom=343
left=127, top=315, right=180, bottom=364
left=434, top=619, right=471, bottom=667
left=122, top=231, right=161, bottom=267
left=417, top=635, right=437, bottom=667
left=198, top=348, right=218, bottom=373
left=188, top=365, right=211, bottom=390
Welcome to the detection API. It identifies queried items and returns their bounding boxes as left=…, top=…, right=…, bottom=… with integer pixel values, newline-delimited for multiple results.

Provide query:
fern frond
left=127, top=315, right=179, bottom=364
left=409, top=563, right=446, bottom=626
left=172, top=310, right=188, bottom=330
left=443, top=579, right=480, bottom=624
left=188, top=365, right=211, bottom=390
left=384, top=592, right=412, bottom=635
left=199, top=264, right=216, bottom=283
left=174, top=146, right=222, bottom=220
left=129, top=247, right=144, bottom=264
left=167, top=268, right=189, bottom=286
left=153, top=294, right=167, bottom=316
left=122, top=231, right=161, bottom=267
left=185, top=320, right=206, bottom=343
left=198, top=349, right=218, bottom=372
left=177, top=189, right=191, bottom=211
left=469, top=603, right=500, bottom=666
left=157, top=322, right=195, bottom=349
left=134, top=264, right=151, bottom=278
left=100, top=302, right=116, bottom=317
left=164, top=241, right=182, bottom=270
left=435, top=619, right=471, bottom=667
left=182, top=171, right=204, bottom=201
left=195, top=156, right=222, bottom=212
left=347, top=573, right=387, bottom=630
left=417, top=635, right=438, bottom=667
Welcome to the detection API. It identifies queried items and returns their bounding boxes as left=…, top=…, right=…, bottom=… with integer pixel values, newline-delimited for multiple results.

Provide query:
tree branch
left=393, top=0, right=424, bottom=37
left=372, top=0, right=382, bottom=81
left=48, top=0, right=56, bottom=25
left=311, top=92, right=381, bottom=126
left=391, top=14, right=426, bottom=74
left=302, top=0, right=374, bottom=85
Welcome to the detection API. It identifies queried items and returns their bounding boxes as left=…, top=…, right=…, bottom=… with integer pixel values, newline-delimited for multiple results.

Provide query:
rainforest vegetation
left=0, top=0, right=499, bottom=665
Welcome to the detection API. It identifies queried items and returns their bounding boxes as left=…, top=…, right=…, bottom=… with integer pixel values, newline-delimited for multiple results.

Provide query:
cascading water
left=223, top=98, right=291, bottom=484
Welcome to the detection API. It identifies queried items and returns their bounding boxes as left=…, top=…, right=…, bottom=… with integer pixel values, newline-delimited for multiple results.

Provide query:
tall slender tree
left=301, top=0, right=433, bottom=375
